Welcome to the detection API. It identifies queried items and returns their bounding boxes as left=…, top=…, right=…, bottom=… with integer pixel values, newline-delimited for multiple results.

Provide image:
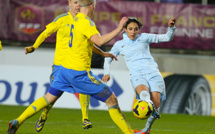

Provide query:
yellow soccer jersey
left=62, top=13, right=99, bottom=71
left=35, top=12, right=74, bottom=66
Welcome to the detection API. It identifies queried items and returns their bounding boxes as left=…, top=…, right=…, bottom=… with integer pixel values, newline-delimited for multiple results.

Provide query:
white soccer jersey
left=104, top=26, right=176, bottom=76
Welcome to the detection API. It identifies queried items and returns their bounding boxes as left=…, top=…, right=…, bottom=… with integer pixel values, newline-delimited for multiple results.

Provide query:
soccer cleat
left=7, top=120, right=19, bottom=134
left=35, top=112, right=48, bottom=132
left=134, top=128, right=151, bottom=134
left=82, top=119, right=92, bottom=129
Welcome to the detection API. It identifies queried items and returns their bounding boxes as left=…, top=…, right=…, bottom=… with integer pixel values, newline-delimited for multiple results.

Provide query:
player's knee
left=105, top=93, right=118, bottom=107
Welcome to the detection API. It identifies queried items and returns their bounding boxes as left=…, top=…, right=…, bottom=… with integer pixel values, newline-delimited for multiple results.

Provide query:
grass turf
left=1, top=104, right=215, bottom=134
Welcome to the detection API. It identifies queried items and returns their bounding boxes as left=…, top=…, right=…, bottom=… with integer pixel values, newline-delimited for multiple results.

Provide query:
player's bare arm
left=90, top=17, right=128, bottom=47
left=92, top=45, right=117, bottom=61
left=102, top=53, right=117, bottom=61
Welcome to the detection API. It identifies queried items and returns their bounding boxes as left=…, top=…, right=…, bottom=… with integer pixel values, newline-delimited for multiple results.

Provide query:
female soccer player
left=102, top=17, right=176, bottom=134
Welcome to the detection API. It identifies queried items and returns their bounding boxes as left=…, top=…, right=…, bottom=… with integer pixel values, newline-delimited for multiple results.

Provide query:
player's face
left=124, top=22, right=140, bottom=40
left=69, top=0, right=80, bottom=16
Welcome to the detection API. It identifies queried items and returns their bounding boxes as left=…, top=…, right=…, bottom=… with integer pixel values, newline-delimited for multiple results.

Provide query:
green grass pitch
left=1, top=105, right=215, bottom=134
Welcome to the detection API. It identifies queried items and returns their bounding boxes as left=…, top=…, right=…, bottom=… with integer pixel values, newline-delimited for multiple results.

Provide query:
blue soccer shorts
left=50, top=66, right=113, bottom=102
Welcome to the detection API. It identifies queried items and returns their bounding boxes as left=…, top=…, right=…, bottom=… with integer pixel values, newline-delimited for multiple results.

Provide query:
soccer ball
left=132, top=100, right=154, bottom=120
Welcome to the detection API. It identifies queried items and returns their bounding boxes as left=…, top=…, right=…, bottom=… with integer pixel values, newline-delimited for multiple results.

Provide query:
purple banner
left=0, top=0, right=10, bottom=39
left=1, top=1, right=215, bottom=50
left=94, top=2, right=215, bottom=50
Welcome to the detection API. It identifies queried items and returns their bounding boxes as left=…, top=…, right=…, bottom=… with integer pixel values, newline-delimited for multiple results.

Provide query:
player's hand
left=168, top=17, right=176, bottom=27
left=118, top=17, right=128, bottom=31
left=103, top=52, right=118, bottom=61
left=0, top=40, right=2, bottom=51
left=25, top=46, right=35, bottom=54
left=102, top=75, right=110, bottom=83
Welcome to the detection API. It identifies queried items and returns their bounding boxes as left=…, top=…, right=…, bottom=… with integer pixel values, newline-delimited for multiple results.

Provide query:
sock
left=145, top=115, right=155, bottom=129
left=139, top=90, right=152, bottom=103
left=17, top=96, right=50, bottom=125
left=145, top=108, right=160, bottom=129
left=41, top=104, right=54, bottom=119
left=79, top=93, right=90, bottom=122
left=108, top=104, right=133, bottom=134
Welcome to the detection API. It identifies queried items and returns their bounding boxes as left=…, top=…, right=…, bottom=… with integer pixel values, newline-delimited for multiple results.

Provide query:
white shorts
left=130, top=71, right=166, bottom=101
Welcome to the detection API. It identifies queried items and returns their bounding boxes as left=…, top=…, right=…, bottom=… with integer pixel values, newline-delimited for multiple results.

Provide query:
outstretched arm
left=25, top=31, right=47, bottom=54
left=93, top=45, right=117, bottom=61
left=157, top=17, right=176, bottom=42
left=90, top=17, right=128, bottom=47
left=25, top=21, right=60, bottom=54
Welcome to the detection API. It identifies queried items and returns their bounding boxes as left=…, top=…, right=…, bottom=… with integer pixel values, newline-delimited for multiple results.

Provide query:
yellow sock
left=79, top=93, right=90, bottom=122
left=17, top=96, right=50, bottom=125
left=108, top=105, right=133, bottom=134
left=43, top=104, right=54, bottom=115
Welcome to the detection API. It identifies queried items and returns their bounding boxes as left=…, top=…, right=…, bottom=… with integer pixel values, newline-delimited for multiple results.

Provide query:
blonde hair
left=78, top=0, right=94, bottom=7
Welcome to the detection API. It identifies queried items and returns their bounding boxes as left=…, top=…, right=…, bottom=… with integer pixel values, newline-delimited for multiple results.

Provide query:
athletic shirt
left=104, top=27, right=176, bottom=76
left=62, top=13, right=99, bottom=71
left=33, top=12, right=74, bottom=66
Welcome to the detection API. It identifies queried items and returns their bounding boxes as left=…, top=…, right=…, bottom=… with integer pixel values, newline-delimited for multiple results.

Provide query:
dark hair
left=124, top=17, right=142, bottom=29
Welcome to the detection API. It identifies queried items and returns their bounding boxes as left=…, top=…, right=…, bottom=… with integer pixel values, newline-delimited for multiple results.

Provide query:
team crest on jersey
left=15, top=4, right=44, bottom=34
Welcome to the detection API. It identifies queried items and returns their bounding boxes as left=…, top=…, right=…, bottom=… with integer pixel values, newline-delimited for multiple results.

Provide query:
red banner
left=1, top=1, right=215, bottom=50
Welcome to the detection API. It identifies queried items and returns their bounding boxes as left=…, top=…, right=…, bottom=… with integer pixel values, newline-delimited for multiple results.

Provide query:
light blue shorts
left=130, top=71, right=166, bottom=101
left=50, top=66, right=113, bottom=102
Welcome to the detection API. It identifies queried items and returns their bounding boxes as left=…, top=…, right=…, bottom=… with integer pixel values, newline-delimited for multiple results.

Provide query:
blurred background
left=0, top=0, right=215, bottom=117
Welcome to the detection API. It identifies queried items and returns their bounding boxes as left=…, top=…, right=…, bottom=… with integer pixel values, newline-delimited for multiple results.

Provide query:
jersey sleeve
left=140, top=26, right=175, bottom=44
left=103, top=43, right=120, bottom=75
left=33, top=17, right=62, bottom=49
left=81, top=19, right=99, bottom=39
left=157, top=26, right=176, bottom=43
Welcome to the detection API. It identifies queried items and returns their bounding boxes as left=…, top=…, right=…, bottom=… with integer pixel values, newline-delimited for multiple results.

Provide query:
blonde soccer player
left=7, top=0, right=116, bottom=133
left=8, top=0, right=144, bottom=134
left=25, top=0, right=94, bottom=131
left=7, top=1, right=117, bottom=134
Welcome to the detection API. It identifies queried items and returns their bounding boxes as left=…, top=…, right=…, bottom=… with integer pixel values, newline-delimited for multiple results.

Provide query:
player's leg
left=7, top=93, right=58, bottom=134
left=138, top=92, right=161, bottom=134
left=91, top=88, right=133, bottom=134
left=131, top=75, right=153, bottom=104
left=35, top=65, right=61, bottom=132
left=135, top=85, right=152, bottom=103
left=79, top=93, right=92, bottom=129
left=35, top=88, right=63, bottom=132
left=70, top=70, right=133, bottom=133
left=140, top=72, right=165, bottom=134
